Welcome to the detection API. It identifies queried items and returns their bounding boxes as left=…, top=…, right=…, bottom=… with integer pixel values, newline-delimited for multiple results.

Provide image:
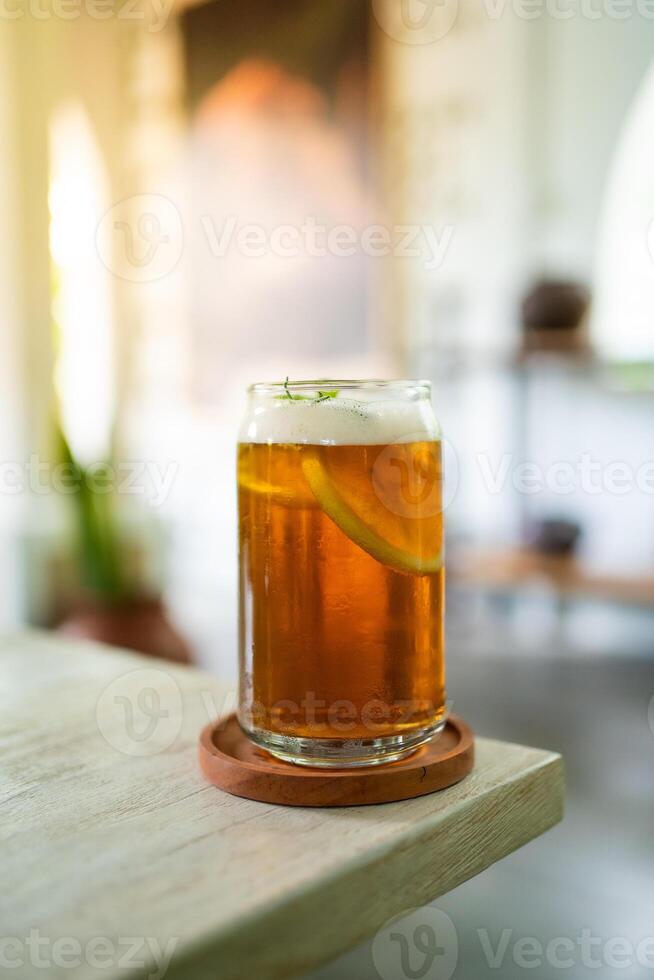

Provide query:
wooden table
left=1, top=633, right=564, bottom=980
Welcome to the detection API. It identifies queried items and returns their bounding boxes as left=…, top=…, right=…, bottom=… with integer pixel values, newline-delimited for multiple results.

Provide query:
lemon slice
left=301, top=452, right=443, bottom=576
left=237, top=474, right=320, bottom=509
left=238, top=446, right=319, bottom=509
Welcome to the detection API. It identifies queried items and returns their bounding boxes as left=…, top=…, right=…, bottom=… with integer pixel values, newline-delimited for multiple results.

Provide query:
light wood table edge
left=168, top=750, right=564, bottom=980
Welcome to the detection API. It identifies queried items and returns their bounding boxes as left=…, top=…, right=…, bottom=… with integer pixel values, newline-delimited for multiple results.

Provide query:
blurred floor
left=306, top=597, right=654, bottom=980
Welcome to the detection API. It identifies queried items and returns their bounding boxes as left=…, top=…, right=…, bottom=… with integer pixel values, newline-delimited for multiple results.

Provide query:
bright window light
left=49, top=102, right=114, bottom=463
left=593, top=61, right=654, bottom=364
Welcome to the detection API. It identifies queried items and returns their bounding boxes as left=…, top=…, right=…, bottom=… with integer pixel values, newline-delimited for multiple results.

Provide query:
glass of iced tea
left=237, top=379, right=445, bottom=767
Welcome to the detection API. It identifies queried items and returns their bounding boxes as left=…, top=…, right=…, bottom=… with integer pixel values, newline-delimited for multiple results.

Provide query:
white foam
left=240, top=396, right=440, bottom=445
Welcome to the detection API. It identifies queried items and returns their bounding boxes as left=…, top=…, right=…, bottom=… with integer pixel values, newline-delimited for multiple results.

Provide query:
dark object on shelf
left=529, top=518, right=582, bottom=556
left=520, top=280, right=590, bottom=354
left=522, top=279, right=589, bottom=332
left=58, top=596, right=193, bottom=664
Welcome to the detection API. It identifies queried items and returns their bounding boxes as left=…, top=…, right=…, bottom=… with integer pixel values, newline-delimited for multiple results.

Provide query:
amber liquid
left=238, top=441, right=445, bottom=744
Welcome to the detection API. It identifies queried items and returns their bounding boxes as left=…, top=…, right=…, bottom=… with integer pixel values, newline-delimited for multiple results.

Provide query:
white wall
left=377, top=6, right=532, bottom=357
left=527, top=14, right=654, bottom=280
left=379, top=8, right=654, bottom=560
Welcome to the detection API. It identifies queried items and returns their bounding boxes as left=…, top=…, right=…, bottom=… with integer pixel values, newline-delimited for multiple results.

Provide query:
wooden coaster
left=198, top=714, right=474, bottom=807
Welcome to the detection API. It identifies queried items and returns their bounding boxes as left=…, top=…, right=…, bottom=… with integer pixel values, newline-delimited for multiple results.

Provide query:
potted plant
left=56, top=428, right=192, bottom=665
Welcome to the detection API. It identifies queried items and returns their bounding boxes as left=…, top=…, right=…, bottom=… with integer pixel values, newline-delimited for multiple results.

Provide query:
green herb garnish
left=276, top=378, right=338, bottom=403
left=283, top=376, right=296, bottom=400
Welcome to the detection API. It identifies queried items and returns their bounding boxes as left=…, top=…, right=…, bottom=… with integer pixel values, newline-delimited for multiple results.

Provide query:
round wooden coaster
left=198, top=714, right=474, bottom=807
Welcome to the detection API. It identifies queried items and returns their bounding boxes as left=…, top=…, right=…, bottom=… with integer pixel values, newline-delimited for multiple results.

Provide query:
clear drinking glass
left=237, top=380, right=445, bottom=767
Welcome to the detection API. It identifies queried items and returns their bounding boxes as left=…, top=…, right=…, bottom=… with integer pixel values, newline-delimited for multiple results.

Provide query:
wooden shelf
left=453, top=547, right=654, bottom=608
left=1, top=633, right=563, bottom=980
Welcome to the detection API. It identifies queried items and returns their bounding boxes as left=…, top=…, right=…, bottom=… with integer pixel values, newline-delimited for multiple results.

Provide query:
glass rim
left=247, top=378, right=432, bottom=394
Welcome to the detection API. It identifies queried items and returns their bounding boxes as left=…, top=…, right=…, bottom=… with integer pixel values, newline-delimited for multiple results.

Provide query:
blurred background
left=1, top=0, right=653, bottom=976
